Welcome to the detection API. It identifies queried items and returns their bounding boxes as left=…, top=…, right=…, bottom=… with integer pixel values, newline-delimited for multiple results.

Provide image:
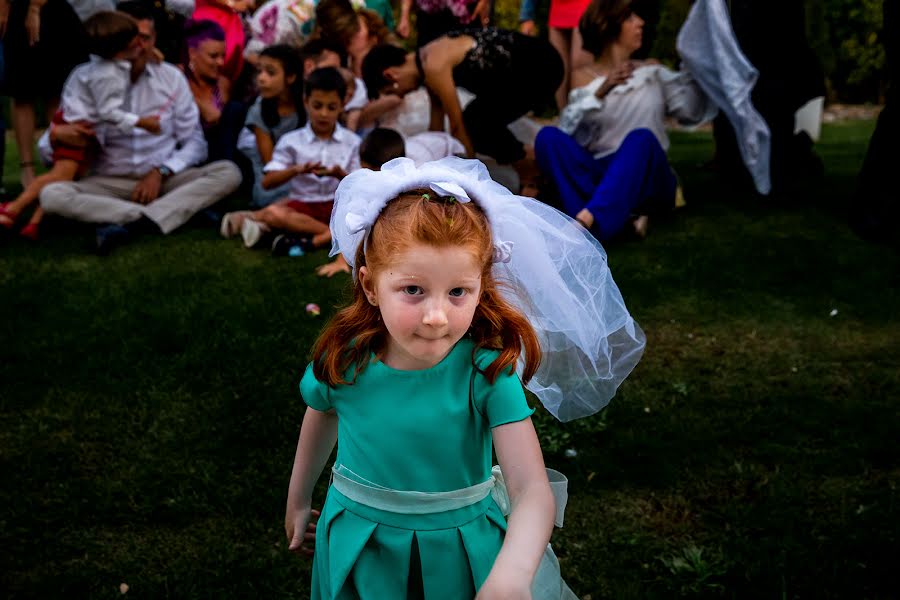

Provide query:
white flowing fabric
left=677, top=0, right=772, bottom=195
left=331, top=157, right=645, bottom=422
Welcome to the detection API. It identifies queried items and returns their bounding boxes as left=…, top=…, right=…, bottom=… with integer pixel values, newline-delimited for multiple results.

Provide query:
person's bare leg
left=7, top=160, right=80, bottom=216
left=549, top=28, right=572, bottom=110
left=11, top=100, right=37, bottom=187
left=256, top=204, right=330, bottom=243
left=26, top=205, right=44, bottom=226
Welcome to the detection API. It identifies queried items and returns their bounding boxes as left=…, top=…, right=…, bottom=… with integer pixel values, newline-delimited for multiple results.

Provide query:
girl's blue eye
left=404, top=286, right=422, bottom=295
left=449, top=288, right=466, bottom=297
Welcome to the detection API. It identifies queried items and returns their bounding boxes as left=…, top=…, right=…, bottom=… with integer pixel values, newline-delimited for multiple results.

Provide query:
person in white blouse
left=38, top=1, right=242, bottom=254
left=220, top=67, right=361, bottom=251
left=534, top=0, right=715, bottom=241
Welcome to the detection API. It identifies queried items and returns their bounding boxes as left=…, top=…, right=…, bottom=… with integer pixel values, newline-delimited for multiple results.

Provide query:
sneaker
left=240, top=218, right=270, bottom=248
left=271, top=234, right=311, bottom=256
left=220, top=211, right=250, bottom=238
left=94, top=224, right=131, bottom=255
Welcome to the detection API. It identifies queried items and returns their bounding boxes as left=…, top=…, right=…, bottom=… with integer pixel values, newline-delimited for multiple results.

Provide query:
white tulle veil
left=330, top=156, right=646, bottom=422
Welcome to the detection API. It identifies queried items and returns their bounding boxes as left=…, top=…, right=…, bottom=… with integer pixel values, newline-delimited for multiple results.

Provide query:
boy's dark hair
left=361, top=44, right=408, bottom=99
left=260, top=44, right=307, bottom=129
left=115, top=1, right=154, bottom=23
left=84, top=11, right=139, bottom=60
left=299, top=38, right=347, bottom=68
left=304, top=67, right=347, bottom=102
left=360, top=128, right=405, bottom=168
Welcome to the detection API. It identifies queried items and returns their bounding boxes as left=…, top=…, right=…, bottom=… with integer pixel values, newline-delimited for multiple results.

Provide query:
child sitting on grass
left=315, top=126, right=402, bottom=276
left=220, top=67, right=361, bottom=253
left=315, top=126, right=465, bottom=277
left=0, top=11, right=161, bottom=241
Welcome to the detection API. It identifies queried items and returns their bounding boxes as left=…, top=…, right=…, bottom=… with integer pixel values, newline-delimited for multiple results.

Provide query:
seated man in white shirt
left=39, top=2, right=242, bottom=254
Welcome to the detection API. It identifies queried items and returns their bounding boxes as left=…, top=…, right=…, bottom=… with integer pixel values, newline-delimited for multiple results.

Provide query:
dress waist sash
left=331, top=464, right=569, bottom=526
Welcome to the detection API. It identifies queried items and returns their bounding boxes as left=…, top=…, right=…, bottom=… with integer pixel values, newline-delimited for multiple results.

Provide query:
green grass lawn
left=2, top=120, right=898, bottom=599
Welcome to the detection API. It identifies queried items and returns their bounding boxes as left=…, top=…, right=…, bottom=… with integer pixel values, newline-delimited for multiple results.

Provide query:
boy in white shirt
left=0, top=10, right=161, bottom=241
left=313, top=126, right=464, bottom=277
left=220, top=67, right=361, bottom=251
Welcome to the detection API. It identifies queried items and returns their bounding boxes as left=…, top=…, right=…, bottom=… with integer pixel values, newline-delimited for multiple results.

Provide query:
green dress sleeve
left=473, top=348, right=535, bottom=428
left=300, top=362, right=332, bottom=411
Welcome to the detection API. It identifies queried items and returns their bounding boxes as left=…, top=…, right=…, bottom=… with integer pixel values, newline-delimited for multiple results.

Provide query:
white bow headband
left=329, top=157, right=646, bottom=422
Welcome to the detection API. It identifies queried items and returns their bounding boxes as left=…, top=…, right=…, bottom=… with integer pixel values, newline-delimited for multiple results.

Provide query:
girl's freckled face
left=361, top=243, right=482, bottom=370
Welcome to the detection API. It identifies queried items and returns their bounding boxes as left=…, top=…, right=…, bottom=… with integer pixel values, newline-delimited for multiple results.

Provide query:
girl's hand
left=519, top=19, right=537, bottom=36
left=316, top=257, right=351, bottom=278
left=475, top=572, right=532, bottom=600
left=594, top=61, right=636, bottom=99
left=285, top=507, right=320, bottom=556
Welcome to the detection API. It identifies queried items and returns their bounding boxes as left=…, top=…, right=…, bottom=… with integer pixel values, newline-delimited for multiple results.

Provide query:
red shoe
left=19, top=222, right=40, bottom=241
left=0, top=202, right=18, bottom=230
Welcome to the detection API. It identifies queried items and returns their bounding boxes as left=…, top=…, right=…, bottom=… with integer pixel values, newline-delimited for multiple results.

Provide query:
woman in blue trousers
left=536, top=0, right=715, bottom=240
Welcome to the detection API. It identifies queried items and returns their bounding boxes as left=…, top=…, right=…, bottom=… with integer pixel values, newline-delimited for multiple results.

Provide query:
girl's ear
left=383, top=67, right=397, bottom=84
left=358, top=266, right=378, bottom=306
left=285, top=72, right=297, bottom=86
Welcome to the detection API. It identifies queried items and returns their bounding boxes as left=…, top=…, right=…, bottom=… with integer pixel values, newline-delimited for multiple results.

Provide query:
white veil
left=331, top=157, right=645, bottom=422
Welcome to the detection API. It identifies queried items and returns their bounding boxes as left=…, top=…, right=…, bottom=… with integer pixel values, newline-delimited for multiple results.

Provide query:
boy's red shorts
left=50, top=110, right=96, bottom=178
left=285, top=200, right=335, bottom=223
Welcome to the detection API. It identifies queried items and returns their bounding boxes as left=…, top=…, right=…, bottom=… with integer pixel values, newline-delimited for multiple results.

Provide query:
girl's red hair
left=311, top=190, right=542, bottom=386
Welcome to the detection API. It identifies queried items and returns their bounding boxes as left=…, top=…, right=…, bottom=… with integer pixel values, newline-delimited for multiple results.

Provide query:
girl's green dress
left=300, top=338, right=534, bottom=599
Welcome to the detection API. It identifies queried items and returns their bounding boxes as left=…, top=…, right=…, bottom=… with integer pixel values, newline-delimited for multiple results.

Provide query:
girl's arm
left=285, top=407, right=338, bottom=552
left=478, top=417, right=554, bottom=598
left=253, top=127, right=276, bottom=163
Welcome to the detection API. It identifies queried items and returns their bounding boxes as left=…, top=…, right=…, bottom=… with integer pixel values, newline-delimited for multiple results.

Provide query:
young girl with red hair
left=284, top=156, right=645, bottom=598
